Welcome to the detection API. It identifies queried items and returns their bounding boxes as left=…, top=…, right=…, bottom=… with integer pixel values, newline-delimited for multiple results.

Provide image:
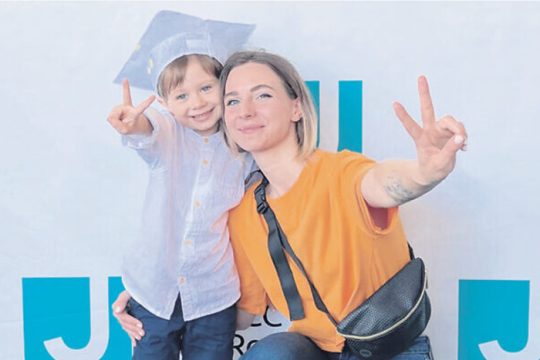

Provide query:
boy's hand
left=107, top=79, right=155, bottom=136
left=112, top=290, right=145, bottom=347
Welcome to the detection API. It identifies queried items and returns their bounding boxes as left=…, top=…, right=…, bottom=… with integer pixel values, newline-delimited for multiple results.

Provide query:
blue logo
left=22, top=277, right=131, bottom=359
left=306, top=80, right=363, bottom=153
left=459, top=279, right=540, bottom=360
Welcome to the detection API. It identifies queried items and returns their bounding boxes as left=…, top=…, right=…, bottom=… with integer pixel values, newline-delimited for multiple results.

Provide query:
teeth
left=193, top=109, right=212, bottom=120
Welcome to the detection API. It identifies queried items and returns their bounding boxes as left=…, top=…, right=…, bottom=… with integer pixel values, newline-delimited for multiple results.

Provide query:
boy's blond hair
left=157, top=54, right=223, bottom=99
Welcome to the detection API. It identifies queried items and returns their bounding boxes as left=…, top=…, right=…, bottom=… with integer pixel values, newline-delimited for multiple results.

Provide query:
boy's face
left=159, top=58, right=222, bottom=136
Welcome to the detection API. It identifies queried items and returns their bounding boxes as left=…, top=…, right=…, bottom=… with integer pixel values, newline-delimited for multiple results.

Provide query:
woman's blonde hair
left=219, top=50, right=318, bottom=159
left=157, top=54, right=223, bottom=99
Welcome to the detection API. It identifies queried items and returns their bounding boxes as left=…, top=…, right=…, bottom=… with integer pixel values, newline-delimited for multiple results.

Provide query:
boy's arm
left=109, top=79, right=174, bottom=167
left=107, top=79, right=155, bottom=137
left=361, top=76, right=467, bottom=208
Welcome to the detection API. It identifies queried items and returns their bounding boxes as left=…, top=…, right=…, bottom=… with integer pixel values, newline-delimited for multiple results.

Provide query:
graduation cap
left=114, top=10, right=255, bottom=91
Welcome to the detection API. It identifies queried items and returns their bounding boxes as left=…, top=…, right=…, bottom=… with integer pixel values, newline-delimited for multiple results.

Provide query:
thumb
left=112, top=291, right=130, bottom=313
left=112, top=300, right=125, bottom=314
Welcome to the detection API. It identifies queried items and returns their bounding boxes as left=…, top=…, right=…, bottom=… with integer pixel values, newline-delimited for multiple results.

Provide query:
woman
left=222, top=50, right=467, bottom=359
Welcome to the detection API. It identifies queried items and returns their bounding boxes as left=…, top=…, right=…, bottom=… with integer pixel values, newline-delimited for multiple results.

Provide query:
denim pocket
left=127, top=297, right=142, bottom=314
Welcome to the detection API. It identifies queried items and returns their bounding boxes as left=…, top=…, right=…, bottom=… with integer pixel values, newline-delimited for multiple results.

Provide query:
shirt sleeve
left=121, top=107, right=173, bottom=168
left=230, top=223, right=268, bottom=315
left=337, top=151, right=399, bottom=234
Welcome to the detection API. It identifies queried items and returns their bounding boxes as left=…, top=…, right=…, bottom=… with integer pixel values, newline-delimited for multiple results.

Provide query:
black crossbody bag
left=254, top=175, right=431, bottom=360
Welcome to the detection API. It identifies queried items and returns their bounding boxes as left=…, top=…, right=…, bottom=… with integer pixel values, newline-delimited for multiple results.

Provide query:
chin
left=198, top=120, right=220, bottom=133
left=235, top=141, right=265, bottom=153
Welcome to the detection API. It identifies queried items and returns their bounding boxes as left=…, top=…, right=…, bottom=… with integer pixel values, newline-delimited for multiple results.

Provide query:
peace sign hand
left=107, top=79, right=155, bottom=136
left=393, top=76, right=468, bottom=186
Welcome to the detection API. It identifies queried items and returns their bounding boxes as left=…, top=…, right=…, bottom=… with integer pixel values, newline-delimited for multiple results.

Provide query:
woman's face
left=223, top=62, right=301, bottom=154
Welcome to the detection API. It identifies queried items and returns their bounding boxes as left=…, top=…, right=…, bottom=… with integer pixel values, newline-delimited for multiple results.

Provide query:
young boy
left=107, top=11, right=256, bottom=360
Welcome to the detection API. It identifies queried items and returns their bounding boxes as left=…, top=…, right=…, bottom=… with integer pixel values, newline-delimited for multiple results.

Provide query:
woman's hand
left=111, top=290, right=145, bottom=347
left=393, top=75, right=468, bottom=186
left=362, top=76, right=468, bottom=208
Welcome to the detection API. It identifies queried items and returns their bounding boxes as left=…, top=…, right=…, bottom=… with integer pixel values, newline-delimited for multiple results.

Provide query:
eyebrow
left=224, top=84, right=275, bottom=99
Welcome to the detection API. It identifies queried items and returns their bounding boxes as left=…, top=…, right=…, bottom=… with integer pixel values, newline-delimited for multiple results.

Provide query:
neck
left=252, top=143, right=307, bottom=199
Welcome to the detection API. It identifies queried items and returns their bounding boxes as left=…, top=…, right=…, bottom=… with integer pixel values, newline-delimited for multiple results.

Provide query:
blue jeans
left=128, top=296, right=237, bottom=360
left=240, top=332, right=433, bottom=360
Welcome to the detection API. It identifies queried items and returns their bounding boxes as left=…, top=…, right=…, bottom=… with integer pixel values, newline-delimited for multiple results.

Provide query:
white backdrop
left=2, top=2, right=540, bottom=359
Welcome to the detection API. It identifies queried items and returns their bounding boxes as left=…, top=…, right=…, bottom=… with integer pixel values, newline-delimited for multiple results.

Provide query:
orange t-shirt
left=229, top=149, right=410, bottom=353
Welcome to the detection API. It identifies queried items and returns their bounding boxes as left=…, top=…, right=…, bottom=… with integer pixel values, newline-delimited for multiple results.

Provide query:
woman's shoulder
left=309, top=148, right=374, bottom=171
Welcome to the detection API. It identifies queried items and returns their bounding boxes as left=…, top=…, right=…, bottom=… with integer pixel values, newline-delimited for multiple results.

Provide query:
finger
left=437, top=116, right=468, bottom=151
left=115, top=310, right=144, bottom=330
left=437, top=115, right=467, bottom=138
left=134, top=95, right=156, bottom=115
left=116, top=312, right=144, bottom=332
left=121, top=322, right=145, bottom=341
left=123, top=79, right=133, bottom=106
left=418, top=75, right=436, bottom=127
left=107, top=115, right=128, bottom=135
left=441, top=134, right=466, bottom=158
left=115, top=311, right=145, bottom=340
left=112, top=291, right=130, bottom=313
left=393, top=102, right=423, bottom=140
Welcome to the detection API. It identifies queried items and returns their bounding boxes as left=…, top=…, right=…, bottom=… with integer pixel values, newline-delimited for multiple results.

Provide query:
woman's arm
left=236, top=308, right=256, bottom=330
left=361, top=76, right=467, bottom=208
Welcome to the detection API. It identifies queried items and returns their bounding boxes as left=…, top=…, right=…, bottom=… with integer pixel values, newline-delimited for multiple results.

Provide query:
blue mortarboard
left=114, top=11, right=256, bottom=91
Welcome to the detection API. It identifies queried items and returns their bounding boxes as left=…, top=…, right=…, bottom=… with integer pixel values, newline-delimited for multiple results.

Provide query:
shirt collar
left=185, top=127, right=223, bottom=147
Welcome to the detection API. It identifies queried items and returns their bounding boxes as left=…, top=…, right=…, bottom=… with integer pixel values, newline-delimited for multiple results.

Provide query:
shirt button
left=202, top=159, right=209, bottom=166
left=185, top=239, right=192, bottom=245
left=178, top=277, right=185, bottom=284
left=203, top=138, right=209, bottom=144
left=194, top=201, right=200, bottom=207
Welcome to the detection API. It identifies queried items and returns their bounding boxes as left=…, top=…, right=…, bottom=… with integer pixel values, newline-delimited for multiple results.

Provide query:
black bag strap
left=254, top=176, right=305, bottom=321
left=254, top=172, right=416, bottom=327
left=254, top=175, right=337, bottom=325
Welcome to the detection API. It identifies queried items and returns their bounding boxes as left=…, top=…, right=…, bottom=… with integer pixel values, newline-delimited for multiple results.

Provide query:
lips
left=239, top=124, right=264, bottom=134
left=190, top=108, right=214, bottom=122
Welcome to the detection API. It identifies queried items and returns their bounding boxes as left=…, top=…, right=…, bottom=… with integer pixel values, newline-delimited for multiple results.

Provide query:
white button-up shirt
left=121, top=108, right=255, bottom=320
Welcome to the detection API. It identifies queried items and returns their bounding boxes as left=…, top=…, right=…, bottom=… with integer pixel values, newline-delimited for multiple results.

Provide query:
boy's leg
left=128, top=297, right=184, bottom=360
left=181, top=303, right=237, bottom=360
left=240, top=332, right=330, bottom=360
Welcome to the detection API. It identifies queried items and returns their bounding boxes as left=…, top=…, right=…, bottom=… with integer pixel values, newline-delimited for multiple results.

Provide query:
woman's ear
left=292, top=99, right=303, bottom=122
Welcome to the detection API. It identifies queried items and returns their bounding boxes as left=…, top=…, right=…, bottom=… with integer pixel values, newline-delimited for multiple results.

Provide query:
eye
left=257, top=93, right=272, bottom=100
left=226, top=99, right=239, bottom=107
left=176, top=93, right=187, bottom=100
left=201, top=85, right=212, bottom=92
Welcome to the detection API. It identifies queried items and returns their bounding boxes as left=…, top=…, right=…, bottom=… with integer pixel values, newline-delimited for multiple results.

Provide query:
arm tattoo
left=383, top=176, right=417, bottom=205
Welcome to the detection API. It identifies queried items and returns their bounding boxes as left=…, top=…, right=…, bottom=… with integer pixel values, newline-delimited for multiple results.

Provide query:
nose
left=191, top=92, right=206, bottom=110
left=239, top=98, right=255, bottom=119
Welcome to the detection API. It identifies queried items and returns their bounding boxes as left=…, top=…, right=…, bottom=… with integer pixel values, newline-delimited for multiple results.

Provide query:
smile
left=239, top=125, right=264, bottom=133
left=190, top=108, right=214, bottom=122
